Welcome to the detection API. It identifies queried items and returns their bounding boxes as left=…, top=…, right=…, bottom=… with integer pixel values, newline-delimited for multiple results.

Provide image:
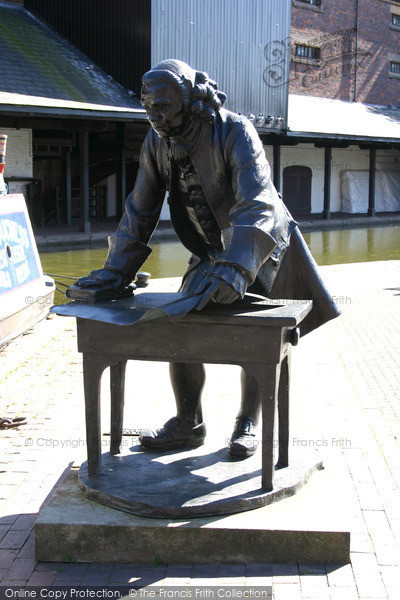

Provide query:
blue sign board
left=0, top=211, right=41, bottom=295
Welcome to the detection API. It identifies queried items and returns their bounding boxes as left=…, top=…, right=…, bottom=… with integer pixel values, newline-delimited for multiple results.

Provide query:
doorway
left=282, top=165, right=312, bottom=214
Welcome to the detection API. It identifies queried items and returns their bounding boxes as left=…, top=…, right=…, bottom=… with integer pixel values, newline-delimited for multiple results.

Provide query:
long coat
left=105, top=109, right=340, bottom=335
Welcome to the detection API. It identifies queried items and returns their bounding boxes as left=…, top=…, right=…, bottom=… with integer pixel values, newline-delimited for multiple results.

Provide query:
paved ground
left=0, top=260, right=399, bottom=598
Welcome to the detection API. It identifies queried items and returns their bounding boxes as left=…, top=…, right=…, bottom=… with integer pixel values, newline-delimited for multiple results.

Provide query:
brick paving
left=0, top=260, right=399, bottom=598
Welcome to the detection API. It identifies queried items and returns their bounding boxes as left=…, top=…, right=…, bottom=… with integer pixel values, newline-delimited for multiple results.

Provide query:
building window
left=392, top=14, right=400, bottom=27
left=293, top=0, right=323, bottom=12
left=294, top=44, right=320, bottom=60
left=390, top=61, right=400, bottom=74
left=297, top=0, right=322, bottom=6
left=389, top=52, right=400, bottom=77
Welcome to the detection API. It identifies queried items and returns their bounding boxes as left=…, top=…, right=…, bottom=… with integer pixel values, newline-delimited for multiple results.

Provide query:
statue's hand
left=194, top=264, right=247, bottom=310
left=195, top=277, right=239, bottom=310
left=75, top=268, right=128, bottom=290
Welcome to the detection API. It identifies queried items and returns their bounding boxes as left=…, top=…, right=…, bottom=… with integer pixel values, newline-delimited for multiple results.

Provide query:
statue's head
left=141, top=59, right=226, bottom=138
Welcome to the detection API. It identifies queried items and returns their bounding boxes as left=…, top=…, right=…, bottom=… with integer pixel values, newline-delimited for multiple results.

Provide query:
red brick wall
left=290, top=0, right=400, bottom=105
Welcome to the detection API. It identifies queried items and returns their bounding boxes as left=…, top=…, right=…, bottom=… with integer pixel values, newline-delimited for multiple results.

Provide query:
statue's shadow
left=78, top=441, right=321, bottom=518
left=80, top=441, right=263, bottom=517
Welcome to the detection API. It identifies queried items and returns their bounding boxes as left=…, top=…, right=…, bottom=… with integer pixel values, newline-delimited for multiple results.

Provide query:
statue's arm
left=104, top=130, right=166, bottom=280
left=194, top=118, right=288, bottom=309
left=75, top=131, right=166, bottom=289
left=217, top=117, right=286, bottom=286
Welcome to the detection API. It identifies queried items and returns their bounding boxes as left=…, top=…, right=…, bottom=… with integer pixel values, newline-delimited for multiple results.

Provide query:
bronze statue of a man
left=76, top=59, right=340, bottom=457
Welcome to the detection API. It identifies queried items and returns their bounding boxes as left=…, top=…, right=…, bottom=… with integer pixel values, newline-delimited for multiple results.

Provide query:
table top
left=52, top=290, right=312, bottom=329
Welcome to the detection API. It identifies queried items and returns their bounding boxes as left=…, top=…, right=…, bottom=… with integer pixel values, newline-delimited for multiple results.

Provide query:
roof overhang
left=286, top=94, right=400, bottom=145
left=286, top=131, right=400, bottom=145
left=0, top=93, right=147, bottom=121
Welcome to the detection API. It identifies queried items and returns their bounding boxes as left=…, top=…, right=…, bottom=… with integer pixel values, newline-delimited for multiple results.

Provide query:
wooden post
left=273, top=144, right=281, bottom=194
left=116, top=123, right=126, bottom=221
left=368, top=147, right=376, bottom=217
left=79, top=131, right=91, bottom=233
left=323, top=146, right=332, bottom=219
left=63, top=149, right=72, bottom=227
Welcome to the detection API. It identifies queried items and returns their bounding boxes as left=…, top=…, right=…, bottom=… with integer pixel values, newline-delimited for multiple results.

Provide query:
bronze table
left=57, top=294, right=312, bottom=492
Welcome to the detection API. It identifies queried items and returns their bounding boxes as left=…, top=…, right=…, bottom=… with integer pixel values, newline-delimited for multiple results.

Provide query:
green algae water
left=41, top=239, right=191, bottom=306
left=40, top=225, right=400, bottom=306
left=302, top=225, right=400, bottom=265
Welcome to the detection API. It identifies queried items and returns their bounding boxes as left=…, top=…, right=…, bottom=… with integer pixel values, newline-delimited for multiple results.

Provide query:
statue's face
left=141, top=82, right=185, bottom=138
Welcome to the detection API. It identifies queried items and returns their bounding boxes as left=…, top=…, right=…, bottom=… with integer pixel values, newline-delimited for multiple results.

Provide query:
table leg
left=278, top=351, right=291, bottom=468
left=110, top=360, right=127, bottom=454
left=82, top=353, right=111, bottom=476
left=242, top=362, right=282, bottom=491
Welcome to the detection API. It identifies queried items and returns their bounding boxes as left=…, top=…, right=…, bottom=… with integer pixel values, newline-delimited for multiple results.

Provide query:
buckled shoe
left=139, top=416, right=206, bottom=451
left=228, top=416, right=259, bottom=458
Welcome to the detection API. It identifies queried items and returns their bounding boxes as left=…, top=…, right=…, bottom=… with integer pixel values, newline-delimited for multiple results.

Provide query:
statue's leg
left=139, top=362, right=206, bottom=450
left=238, top=369, right=261, bottom=422
left=228, top=369, right=261, bottom=457
left=169, top=362, right=205, bottom=426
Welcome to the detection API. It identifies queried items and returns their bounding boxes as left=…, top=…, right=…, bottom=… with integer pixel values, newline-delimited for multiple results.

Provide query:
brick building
left=262, top=0, right=400, bottom=217
left=290, top=0, right=400, bottom=105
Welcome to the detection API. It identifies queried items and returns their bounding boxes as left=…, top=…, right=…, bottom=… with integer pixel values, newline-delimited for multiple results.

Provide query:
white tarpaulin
left=341, top=171, right=400, bottom=213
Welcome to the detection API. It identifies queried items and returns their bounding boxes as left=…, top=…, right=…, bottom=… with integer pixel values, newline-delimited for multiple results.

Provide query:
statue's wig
left=141, top=59, right=226, bottom=121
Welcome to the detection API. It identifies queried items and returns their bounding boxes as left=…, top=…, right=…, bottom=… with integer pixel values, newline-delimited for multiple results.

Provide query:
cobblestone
left=0, top=261, right=399, bottom=597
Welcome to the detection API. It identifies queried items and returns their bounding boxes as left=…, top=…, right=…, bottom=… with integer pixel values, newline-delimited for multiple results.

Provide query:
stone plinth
left=35, top=460, right=350, bottom=564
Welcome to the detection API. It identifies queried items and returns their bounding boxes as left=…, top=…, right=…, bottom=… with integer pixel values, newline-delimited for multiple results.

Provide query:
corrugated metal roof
left=288, top=94, right=400, bottom=141
left=0, top=2, right=145, bottom=119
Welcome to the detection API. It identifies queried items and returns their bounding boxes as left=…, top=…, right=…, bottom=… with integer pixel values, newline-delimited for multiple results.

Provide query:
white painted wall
left=377, top=148, right=400, bottom=170
left=94, top=174, right=117, bottom=218
left=1, top=128, right=32, bottom=196
left=105, top=176, right=170, bottom=221
left=331, top=147, right=369, bottom=212
left=283, top=144, right=325, bottom=212
left=264, top=143, right=400, bottom=213
left=264, top=143, right=325, bottom=212
left=106, top=174, right=116, bottom=218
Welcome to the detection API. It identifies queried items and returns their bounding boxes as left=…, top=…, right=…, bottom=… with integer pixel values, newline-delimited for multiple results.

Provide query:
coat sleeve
left=104, top=130, right=166, bottom=280
left=216, top=116, right=288, bottom=285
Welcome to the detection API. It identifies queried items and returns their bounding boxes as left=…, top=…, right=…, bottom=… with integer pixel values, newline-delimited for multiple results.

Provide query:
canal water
left=40, top=225, right=400, bottom=304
